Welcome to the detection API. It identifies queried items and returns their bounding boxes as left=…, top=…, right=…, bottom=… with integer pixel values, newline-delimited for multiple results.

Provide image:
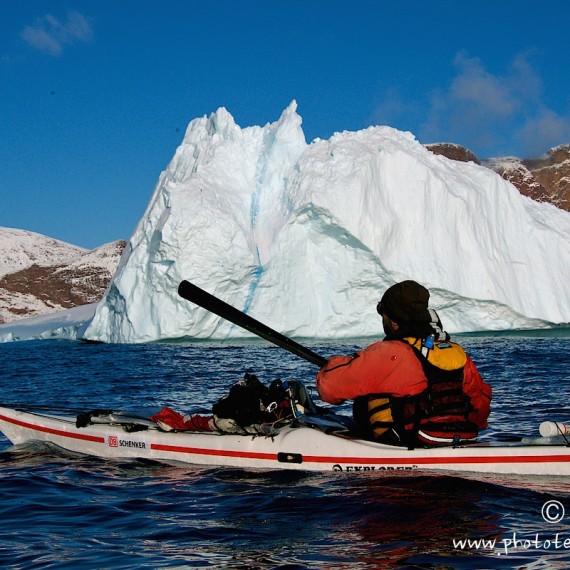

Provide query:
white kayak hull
left=1, top=406, right=570, bottom=476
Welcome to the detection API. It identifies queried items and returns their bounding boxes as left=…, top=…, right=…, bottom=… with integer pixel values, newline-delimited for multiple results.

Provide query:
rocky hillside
left=426, top=142, right=570, bottom=212
left=0, top=228, right=125, bottom=324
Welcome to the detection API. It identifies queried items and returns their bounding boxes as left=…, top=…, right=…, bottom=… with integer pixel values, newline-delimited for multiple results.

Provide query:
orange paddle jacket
left=316, top=339, right=491, bottom=432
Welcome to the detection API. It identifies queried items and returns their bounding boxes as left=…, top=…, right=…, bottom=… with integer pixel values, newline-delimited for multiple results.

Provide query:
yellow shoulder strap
left=404, top=338, right=467, bottom=371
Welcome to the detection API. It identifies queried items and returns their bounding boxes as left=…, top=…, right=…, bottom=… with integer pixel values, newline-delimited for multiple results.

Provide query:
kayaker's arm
left=462, top=356, right=492, bottom=429
left=316, top=341, right=427, bottom=405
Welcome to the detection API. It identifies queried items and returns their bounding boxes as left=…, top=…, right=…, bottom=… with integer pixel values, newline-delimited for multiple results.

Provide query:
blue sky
left=1, top=1, right=569, bottom=249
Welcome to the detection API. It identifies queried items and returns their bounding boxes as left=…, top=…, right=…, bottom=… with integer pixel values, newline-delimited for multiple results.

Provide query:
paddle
left=178, top=280, right=328, bottom=367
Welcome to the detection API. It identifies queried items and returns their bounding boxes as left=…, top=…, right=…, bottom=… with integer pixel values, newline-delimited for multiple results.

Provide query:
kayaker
left=316, top=280, right=492, bottom=446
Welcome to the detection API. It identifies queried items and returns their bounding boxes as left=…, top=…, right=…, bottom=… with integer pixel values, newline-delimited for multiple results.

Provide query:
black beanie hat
left=377, top=280, right=430, bottom=323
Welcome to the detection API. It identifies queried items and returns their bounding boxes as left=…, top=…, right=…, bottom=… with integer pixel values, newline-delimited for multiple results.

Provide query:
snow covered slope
left=0, top=227, right=85, bottom=279
left=0, top=228, right=125, bottom=325
left=80, top=102, right=569, bottom=343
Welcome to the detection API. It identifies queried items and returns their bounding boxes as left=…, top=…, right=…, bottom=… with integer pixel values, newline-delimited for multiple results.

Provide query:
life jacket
left=363, top=337, right=478, bottom=446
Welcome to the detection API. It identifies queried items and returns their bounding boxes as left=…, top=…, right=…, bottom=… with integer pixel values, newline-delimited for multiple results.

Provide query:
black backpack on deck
left=212, top=373, right=290, bottom=427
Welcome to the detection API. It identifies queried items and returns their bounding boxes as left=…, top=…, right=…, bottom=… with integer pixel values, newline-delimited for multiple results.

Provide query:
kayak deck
left=1, top=406, right=570, bottom=476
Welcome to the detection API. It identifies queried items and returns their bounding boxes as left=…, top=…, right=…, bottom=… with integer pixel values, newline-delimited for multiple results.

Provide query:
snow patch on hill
left=0, top=227, right=86, bottom=279
left=0, top=231, right=124, bottom=325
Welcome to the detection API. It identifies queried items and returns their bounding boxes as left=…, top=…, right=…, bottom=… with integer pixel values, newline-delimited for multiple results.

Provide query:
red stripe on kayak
left=298, top=455, right=570, bottom=465
left=0, top=413, right=105, bottom=444
left=418, top=455, right=570, bottom=465
left=151, top=443, right=277, bottom=461
left=300, top=454, right=570, bottom=465
left=151, top=443, right=570, bottom=465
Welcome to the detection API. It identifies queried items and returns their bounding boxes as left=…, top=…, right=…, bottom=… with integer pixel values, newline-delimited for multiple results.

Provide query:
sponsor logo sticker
left=108, top=435, right=146, bottom=449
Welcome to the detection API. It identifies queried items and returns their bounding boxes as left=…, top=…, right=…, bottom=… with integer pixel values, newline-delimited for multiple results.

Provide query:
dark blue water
left=1, top=335, right=570, bottom=569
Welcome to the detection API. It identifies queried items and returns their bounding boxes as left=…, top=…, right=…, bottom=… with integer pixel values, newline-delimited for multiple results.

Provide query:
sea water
left=1, top=334, right=570, bottom=569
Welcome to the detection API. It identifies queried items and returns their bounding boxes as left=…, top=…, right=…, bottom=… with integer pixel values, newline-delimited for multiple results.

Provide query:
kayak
left=1, top=405, right=570, bottom=476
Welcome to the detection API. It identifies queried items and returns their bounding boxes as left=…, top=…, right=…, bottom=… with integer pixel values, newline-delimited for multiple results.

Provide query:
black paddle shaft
left=178, top=280, right=327, bottom=368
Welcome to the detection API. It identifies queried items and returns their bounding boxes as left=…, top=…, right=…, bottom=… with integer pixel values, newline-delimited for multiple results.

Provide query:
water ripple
left=1, top=336, right=570, bottom=568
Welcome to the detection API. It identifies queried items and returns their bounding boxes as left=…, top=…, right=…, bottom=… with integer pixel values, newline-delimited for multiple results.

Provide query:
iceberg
left=79, top=101, right=569, bottom=343
left=1, top=102, right=568, bottom=343
left=0, top=304, right=97, bottom=343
